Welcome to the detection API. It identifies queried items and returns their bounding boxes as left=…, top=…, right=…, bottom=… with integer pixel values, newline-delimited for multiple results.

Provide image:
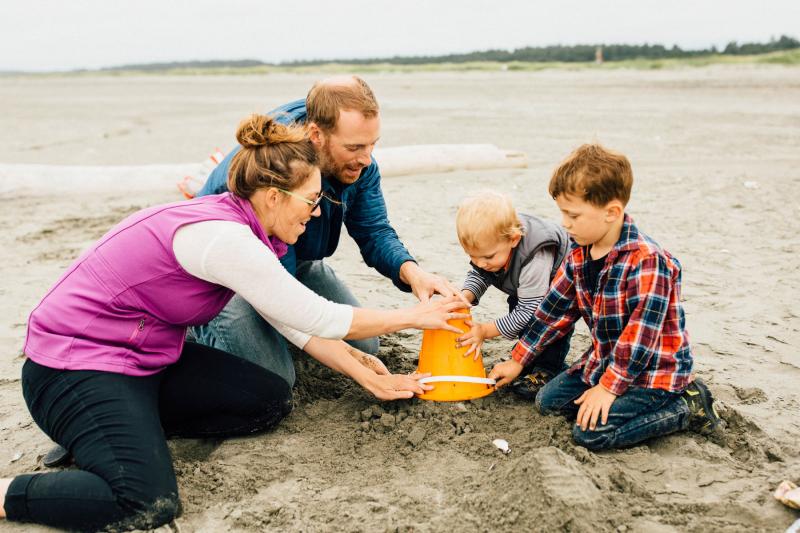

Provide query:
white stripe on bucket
left=418, top=376, right=496, bottom=385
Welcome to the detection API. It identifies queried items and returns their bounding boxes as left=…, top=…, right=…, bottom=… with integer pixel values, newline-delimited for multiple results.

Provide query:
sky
left=1, top=0, right=798, bottom=72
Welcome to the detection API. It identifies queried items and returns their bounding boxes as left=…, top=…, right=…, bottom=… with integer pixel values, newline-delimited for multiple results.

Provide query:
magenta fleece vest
left=24, top=193, right=286, bottom=376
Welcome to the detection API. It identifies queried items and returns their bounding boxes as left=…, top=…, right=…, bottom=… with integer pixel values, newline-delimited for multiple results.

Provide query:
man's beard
left=318, top=140, right=361, bottom=185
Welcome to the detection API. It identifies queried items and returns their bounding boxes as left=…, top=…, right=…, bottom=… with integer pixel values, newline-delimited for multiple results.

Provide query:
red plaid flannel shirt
left=511, top=215, right=693, bottom=395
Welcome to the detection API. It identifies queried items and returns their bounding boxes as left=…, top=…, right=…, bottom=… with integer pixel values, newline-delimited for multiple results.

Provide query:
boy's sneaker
left=509, top=367, right=555, bottom=401
left=681, top=378, right=722, bottom=434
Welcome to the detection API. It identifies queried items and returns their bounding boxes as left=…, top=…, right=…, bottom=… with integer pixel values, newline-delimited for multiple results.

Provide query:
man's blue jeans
left=189, top=259, right=379, bottom=387
left=535, top=370, right=691, bottom=450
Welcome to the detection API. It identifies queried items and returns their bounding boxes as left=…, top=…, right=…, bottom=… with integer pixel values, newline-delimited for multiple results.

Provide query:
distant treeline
left=288, top=35, right=800, bottom=66
left=100, top=59, right=265, bottom=72
left=99, top=35, right=799, bottom=71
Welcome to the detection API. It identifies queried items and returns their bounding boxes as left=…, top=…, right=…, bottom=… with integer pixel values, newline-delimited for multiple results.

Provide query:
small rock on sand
left=380, top=413, right=396, bottom=428
left=407, top=426, right=426, bottom=447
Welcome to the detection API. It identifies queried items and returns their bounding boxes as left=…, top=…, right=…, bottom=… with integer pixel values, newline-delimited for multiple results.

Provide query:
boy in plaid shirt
left=489, top=144, right=721, bottom=450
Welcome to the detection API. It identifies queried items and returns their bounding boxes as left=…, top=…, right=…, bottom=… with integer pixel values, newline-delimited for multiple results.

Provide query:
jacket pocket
left=128, top=317, right=146, bottom=345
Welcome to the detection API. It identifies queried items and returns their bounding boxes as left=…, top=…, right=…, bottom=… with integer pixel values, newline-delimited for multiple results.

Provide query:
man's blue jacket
left=197, top=99, right=414, bottom=291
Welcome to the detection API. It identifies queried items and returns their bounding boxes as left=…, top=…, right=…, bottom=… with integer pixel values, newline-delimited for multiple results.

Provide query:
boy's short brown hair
left=548, top=143, right=633, bottom=207
left=306, top=76, right=379, bottom=133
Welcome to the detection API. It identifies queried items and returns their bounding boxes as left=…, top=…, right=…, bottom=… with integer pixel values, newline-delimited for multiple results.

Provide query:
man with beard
left=191, top=76, right=463, bottom=386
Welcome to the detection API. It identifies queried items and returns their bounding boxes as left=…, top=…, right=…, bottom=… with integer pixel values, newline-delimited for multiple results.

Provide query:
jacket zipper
left=129, top=318, right=145, bottom=343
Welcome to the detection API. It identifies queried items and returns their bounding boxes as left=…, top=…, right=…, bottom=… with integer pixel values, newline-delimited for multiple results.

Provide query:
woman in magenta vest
left=0, top=115, right=466, bottom=531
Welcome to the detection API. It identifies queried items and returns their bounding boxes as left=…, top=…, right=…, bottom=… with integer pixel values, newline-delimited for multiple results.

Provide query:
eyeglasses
left=274, top=188, right=340, bottom=210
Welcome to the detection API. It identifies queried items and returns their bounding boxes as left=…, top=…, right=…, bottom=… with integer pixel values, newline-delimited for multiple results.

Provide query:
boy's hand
left=456, top=320, right=486, bottom=360
left=574, top=384, right=618, bottom=431
left=488, top=359, right=524, bottom=388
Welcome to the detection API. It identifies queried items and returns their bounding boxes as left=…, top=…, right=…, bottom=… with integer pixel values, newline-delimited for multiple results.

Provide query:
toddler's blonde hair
left=456, top=191, right=524, bottom=250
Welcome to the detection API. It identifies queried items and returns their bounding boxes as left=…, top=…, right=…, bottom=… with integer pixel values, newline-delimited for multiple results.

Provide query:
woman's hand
left=456, top=320, right=486, bottom=360
left=409, top=295, right=470, bottom=334
left=347, top=295, right=470, bottom=340
left=346, top=345, right=390, bottom=375
left=303, top=338, right=431, bottom=401
left=364, top=372, right=434, bottom=401
left=360, top=354, right=390, bottom=375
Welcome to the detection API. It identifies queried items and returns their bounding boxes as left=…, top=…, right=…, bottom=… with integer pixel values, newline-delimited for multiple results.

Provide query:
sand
left=0, top=66, right=799, bottom=532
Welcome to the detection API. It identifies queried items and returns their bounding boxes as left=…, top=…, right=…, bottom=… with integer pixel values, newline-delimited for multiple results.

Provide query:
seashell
left=492, top=438, right=510, bottom=454
left=774, top=480, right=800, bottom=510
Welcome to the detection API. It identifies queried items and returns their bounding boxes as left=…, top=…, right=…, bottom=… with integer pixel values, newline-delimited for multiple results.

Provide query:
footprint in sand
left=528, top=447, right=600, bottom=504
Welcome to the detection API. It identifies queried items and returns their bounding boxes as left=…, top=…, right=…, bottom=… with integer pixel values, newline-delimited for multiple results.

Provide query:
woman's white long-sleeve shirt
left=173, top=220, right=353, bottom=349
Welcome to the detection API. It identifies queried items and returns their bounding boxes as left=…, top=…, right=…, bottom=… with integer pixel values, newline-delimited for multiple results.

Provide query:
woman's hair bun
left=228, top=112, right=318, bottom=198
left=236, top=114, right=272, bottom=148
left=236, top=113, right=305, bottom=148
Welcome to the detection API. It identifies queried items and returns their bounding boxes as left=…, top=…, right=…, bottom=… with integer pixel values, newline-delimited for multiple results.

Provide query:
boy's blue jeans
left=189, top=259, right=379, bottom=388
left=535, top=370, right=691, bottom=450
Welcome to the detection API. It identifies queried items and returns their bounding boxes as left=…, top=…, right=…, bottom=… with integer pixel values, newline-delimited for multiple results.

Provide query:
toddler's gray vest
left=472, top=213, right=570, bottom=297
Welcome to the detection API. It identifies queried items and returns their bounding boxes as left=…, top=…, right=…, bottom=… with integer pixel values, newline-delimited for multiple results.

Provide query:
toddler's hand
left=456, top=320, right=486, bottom=360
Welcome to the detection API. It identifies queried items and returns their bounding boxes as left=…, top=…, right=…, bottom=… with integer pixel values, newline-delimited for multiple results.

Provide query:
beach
left=1, top=66, right=799, bottom=531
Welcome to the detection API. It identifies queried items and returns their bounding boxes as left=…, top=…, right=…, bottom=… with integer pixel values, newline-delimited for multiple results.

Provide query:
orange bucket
left=416, top=309, right=495, bottom=402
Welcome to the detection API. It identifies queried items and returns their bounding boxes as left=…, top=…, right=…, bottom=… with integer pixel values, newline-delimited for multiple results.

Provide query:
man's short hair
left=306, top=76, right=379, bottom=133
left=548, top=143, right=633, bottom=207
left=456, top=191, right=524, bottom=250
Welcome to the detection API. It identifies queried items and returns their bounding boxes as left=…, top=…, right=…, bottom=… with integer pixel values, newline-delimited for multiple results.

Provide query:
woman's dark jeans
left=535, top=370, right=690, bottom=450
left=5, top=342, right=292, bottom=531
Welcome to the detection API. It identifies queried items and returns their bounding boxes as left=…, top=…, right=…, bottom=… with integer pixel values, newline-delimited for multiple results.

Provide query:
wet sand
left=1, top=66, right=799, bottom=531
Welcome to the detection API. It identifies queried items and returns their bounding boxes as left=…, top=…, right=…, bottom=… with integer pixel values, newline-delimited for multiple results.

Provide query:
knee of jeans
left=257, top=394, right=293, bottom=433
left=205, top=295, right=261, bottom=332
left=534, top=386, right=561, bottom=415
left=351, top=337, right=380, bottom=356
left=572, top=425, right=614, bottom=451
left=250, top=382, right=294, bottom=433
left=138, top=493, right=181, bottom=529
left=283, top=364, right=297, bottom=388
left=534, top=392, right=545, bottom=413
left=271, top=385, right=293, bottom=418
left=114, top=487, right=181, bottom=530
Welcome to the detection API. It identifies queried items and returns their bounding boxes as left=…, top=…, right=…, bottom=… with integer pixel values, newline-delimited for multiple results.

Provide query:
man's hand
left=574, top=384, right=618, bottom=431
left=488, top=359, right=524, bottom=388
left=456, top=320, right=487, bottom=360
left=364, top=372, right=434, bottom=401
left=400, top=262, right=469, bottom=306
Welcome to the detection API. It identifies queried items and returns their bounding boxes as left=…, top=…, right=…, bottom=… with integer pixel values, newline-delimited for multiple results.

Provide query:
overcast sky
left=2, top=0, right=798, bottom=71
